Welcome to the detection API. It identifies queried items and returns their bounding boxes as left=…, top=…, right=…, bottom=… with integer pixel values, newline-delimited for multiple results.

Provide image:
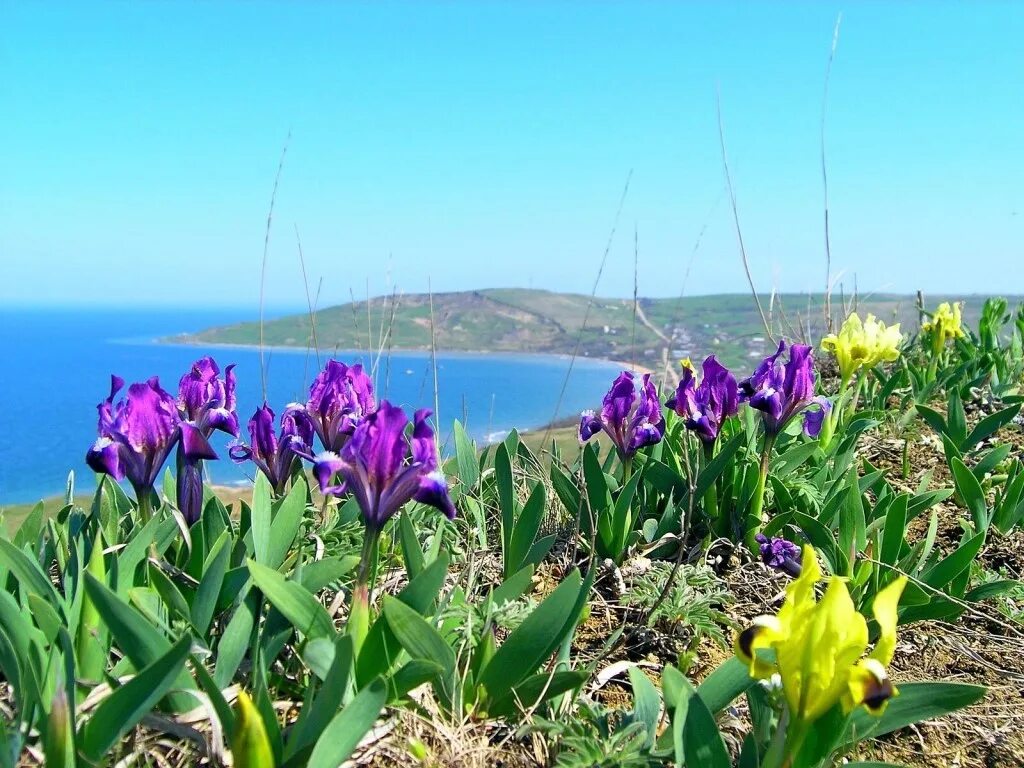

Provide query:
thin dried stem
left=822, top=13, right=842, bottom=333
left=631, top=223, right=639, bottom=371
left=716, top=89, right=774, bottom=343
left=259, top=131, right=290, bottom=401
left=294, top=224, right=321, bottom=392
left=428, top=279, right=441, bottom=432
left=541, top=170, right=633, bottom=448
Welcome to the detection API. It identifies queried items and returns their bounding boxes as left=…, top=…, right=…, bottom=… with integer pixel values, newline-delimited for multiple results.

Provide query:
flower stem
left=779, top=718, right=809, bottom=768
left=137, top=491, right=152, bottom=526
left=702, top=441, right=719, bottom=522
left=847, top=373, right=865, bottom=420
left=745, top=434, right=776, bottom=551
left=349, top=527, right=381, bottom=656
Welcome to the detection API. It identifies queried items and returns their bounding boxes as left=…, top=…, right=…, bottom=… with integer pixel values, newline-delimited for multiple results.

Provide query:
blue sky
left=2, top=2, right=1021, bottom=308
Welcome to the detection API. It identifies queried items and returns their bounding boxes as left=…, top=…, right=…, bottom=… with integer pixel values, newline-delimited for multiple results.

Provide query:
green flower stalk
left=739, top=342, right=830, bottom=550
left=702, top=441, right=720, bottom=522
left=349, top=528, right=381, bottom=653
left=665, top=356, right=740, bottom=528
left=305, top=401, right=456, bottom=655
left=745, top=433, right=776, bottom=550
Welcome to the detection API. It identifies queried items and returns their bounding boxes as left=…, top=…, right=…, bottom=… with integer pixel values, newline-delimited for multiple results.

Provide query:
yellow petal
left=869, top=575, right=906, bottom=665
left=845, top=657, right=897, bottom=714
left=779, top=577, right=868, bottom=722
left=734, top=615, right=783, bottom=679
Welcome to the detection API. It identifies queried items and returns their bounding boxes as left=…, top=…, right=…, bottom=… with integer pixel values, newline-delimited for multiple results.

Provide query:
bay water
left=0, top=307, right=621, bottom=504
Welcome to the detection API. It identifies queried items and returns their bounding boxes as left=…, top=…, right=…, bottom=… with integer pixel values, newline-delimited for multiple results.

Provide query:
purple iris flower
left=307, top=401, right=455, bottom=531
left=174, top=357, right=238, bottom=525
left=738, top=340, right=831, bottom=438
left=230, top=403, right=314, bottom=495
left=665, top=356, right=739, bottom=444
left=754, top=533, right=802, bottom=577
left=579, top=371, right=665, bottom=460
left=304, top=360, right=376, bottom=453
left=177, top=356, right=239, bottom=437
left=86, top=375, right=215, bottom=504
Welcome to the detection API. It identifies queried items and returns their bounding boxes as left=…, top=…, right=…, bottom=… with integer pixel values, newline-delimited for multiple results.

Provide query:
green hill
left=165, top=289, right=1005, bottom=371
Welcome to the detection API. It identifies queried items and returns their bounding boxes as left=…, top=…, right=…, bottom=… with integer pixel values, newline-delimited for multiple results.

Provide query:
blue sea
left=0, top=307, right=621, bottom=504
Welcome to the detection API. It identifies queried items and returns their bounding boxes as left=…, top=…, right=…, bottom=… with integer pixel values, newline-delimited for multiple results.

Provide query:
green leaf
left=550, top=462, right=582, bottom=520
left=192, top=532, right=231, bottom=636
left=0, top=539, right=62, bottom=609
left=479, top=569, right=583, bottom=704
left=965, top=403, right=1020, bottom=450
left=838, top=466, right=867, bottom=576
left=306, top=677, right=386, bottom=768
left=770, top=440, right=821, bottom=475
left=116, top=516, right=176, bottom=595
left=214, top=596, right=256, bottom=688
left=190, top=654, right=236, bottom=736
left=247, top=559, right=335, bottom=640
left=78, top=635, right=191, bottom=762
left=382, top=596, right=455, bottom=674
left=399, top=514, right=425, bottom=581
left=267, top=477, right=307, bottom=570
left=844, top=682, right=985, bottom=742
left=506, top=482, right=546, bottom=577
left=355, top=553, right=449, bottom=687
left=582, top=443, right=611, bottom=516
left=495, top=443, right=515, bottom=556
left=250, top=473, right=273, bottom=565
left=628, top=666, right=659, bottom=748
left=453, top=420, right=481, bottom=491
left=794, top=512, right=843, bottom=575
left=389, top=659, right=443, bottom=702
left=951, top=457, right=989, bottom=533
left=147, top=563, right=192, bottom=623
left=696, top=657, right=754, bottom=714
left=947, top=389, right=968, bottom=448
left=682, top=679, right=730, bottom=768
left=83, top=572, right=170, bottom=667
left=489, top=564, right=535, bottom=608
left=299, top=556, right=360, bottom=593
left=914, top=404, right=948, bottom=438
left=922, top=532, right=986, bottom=590
left=694, top=433, right=744, bottom=502
left=286, top=635, right=354, bottom=760
left=964, top=579, right=1021, bottom=602
left=486, top=670, right=589, bottom=718
left=880, top=494, right=909, bottom=566
left=609, top=468, right=643, bottom=561
left=12, top=502, right=45, bottom=549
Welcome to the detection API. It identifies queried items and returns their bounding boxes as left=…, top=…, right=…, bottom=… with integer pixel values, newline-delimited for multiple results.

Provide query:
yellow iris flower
left=734, top=546, right=907, bottom=723
left=922, top=302, right=965, bottom=347
left=821, top=313, right=903, bottom=383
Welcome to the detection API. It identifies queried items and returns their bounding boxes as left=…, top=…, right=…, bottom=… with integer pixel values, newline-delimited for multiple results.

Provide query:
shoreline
left=157, top=336, right=658, bottom=376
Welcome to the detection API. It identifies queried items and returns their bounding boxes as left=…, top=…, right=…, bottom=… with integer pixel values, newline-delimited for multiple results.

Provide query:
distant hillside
left=166, top=289, right=1006, bottom=371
